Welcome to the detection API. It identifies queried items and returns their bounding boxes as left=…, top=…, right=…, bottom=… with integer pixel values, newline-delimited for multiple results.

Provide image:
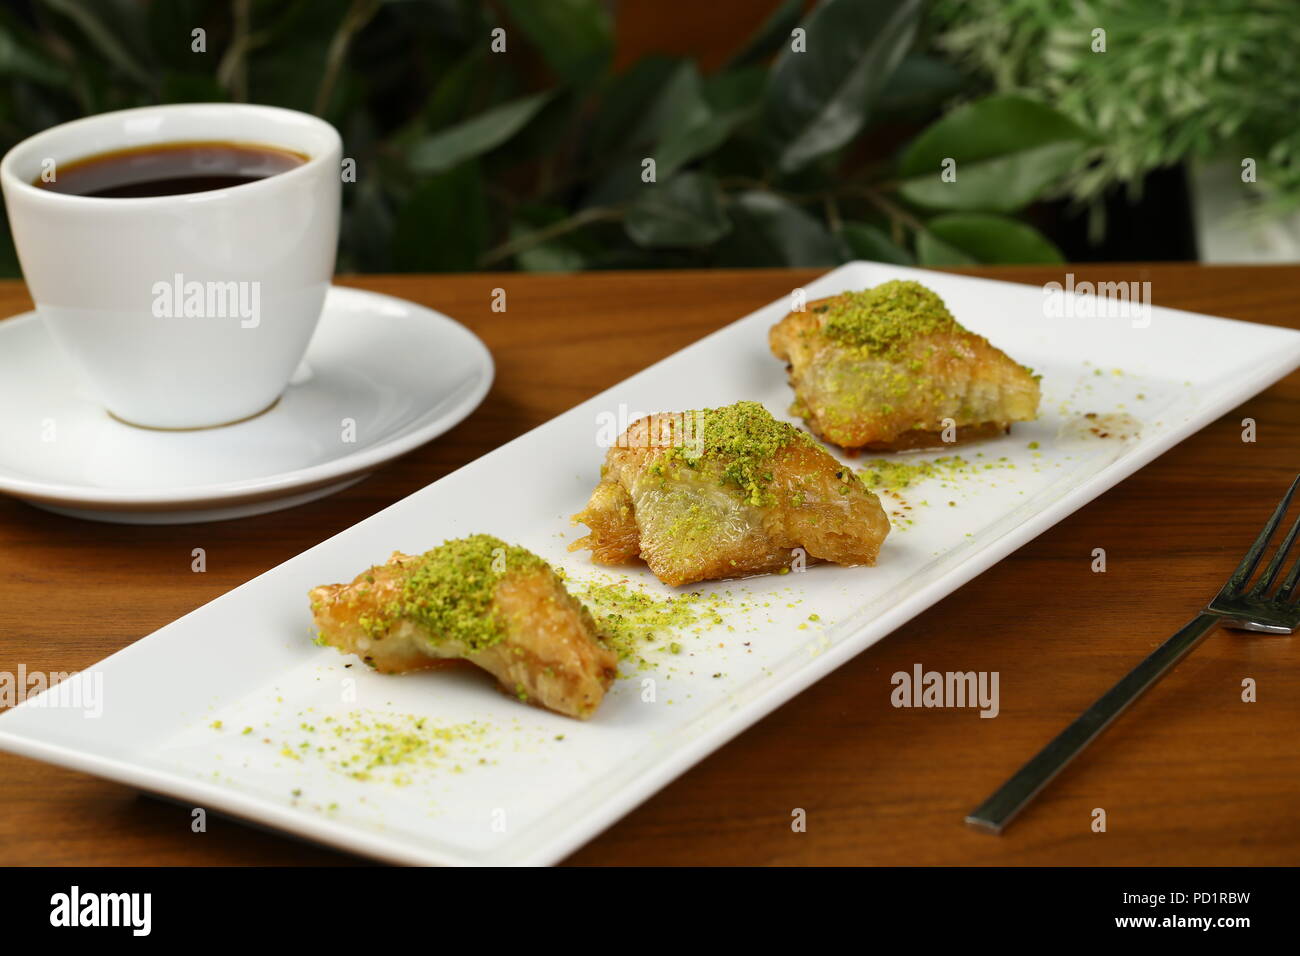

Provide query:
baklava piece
left=309, top=535, right=618, bottom=719
left=769, top=280, right=1040, bottom=451
left=570, top=401, right=890, bottom=586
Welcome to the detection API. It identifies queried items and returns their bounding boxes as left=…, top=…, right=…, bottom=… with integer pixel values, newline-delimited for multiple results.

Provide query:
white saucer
left=0, top=286, right=493, bottom=523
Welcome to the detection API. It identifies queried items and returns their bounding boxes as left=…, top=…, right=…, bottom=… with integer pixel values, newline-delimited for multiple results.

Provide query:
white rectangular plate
left=3, top=262, right=1299, bottom=866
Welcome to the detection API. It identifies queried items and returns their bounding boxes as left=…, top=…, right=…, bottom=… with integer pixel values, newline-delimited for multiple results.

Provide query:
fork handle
left=965, top=612, right=1221, bottom=833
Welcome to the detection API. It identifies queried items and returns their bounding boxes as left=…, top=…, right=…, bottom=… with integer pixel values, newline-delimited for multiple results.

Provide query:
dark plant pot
left=1033, top=164, right=1199, bottom=263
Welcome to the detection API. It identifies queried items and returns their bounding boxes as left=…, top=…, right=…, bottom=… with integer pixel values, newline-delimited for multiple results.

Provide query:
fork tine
left=1253, top=510, right=1300, bottom=595
left=1278, top=553, right=1300, bottom=602
left=1223, top=474, right=1300, bottom=596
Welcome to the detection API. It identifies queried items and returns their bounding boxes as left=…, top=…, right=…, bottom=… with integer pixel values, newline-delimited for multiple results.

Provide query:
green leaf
left=625, top=173, right=730, bottom=248
left=915, top=231, right=976, bottom=267
left=704, top=67, right=766, bottom=113
left=0, top=27, right=68, bottom=87
left=876, top=54, right=964, bottom=115
left=587, top=62, right=764, bottom=206
left=917, top=214, right=1063, bottom=266
left=500, top=0, right=612, bottom=86
left=407, top=90, right=553, bottom=174
left=419, top=48, right=489, bottom=132
left=510, top=203, right=591, bottom=272
left=725, top=0, right=803, bottom=69
left=897, top=95, right=1091, bottom=213
left=392, top=163, right=490, bottom=272
left=718, top=190, right=847, bottom=266
left=510, top=226, right=586, bottom=273
left=656, top=93, right=757, bottom=180
left=513, top=235, right=586, bottom=272
left=842, top=222, right=914, bottom=265
left=645, top=63, right=710, bottom=139
left=490, top=89, right=578, bottom=176
left=588, top=56, right=680, bottom=157
left=762, top=0, right=922, bottom=173
left=584, top=62, right=711, bottom=206
left=39, top=0, right=153, bottom=87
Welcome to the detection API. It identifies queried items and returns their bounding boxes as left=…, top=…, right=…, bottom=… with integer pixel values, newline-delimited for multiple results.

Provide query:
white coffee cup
left=0, top=103, right=341, bottom=429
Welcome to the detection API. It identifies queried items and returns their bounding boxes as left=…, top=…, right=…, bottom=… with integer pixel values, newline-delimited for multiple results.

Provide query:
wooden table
left=1, top=265, right=1297, bottom=866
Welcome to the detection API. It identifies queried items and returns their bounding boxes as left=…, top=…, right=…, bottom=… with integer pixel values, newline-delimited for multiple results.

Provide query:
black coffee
left=34, top=140, right=309, bottom=198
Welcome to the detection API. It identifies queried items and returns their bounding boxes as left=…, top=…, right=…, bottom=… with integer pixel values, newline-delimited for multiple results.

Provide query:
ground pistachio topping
left=565, top=575, right=781, bottom=671
left=575, top=579, right=720, bottom=664
left=858, top=454, right=1016, bottom=494
left=249, top=709, right=497, bottom=787
left=820, top=280, right=960, bottom=357
left=660, top=400, right=815, bottom=507
left=380, top=534, right=548, bottom=652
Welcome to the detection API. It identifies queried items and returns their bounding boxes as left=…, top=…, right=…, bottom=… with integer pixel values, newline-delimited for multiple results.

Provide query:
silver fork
left=966, top=474, right=1300, bottom=834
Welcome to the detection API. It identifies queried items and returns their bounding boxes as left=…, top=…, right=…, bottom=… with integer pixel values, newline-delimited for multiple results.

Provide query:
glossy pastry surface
left=769, top=280, right=1040, bottom=451
left=309, top=535, right=618, bottom=719
left=571, top=401, right=890, bottom=586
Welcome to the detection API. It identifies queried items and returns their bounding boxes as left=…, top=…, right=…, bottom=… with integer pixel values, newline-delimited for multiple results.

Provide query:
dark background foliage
left=0, top=0, right=1212, bottom=277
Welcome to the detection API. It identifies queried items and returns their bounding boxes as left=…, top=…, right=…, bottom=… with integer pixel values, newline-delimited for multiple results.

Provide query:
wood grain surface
left=1, top=264, right=1297, bottom=866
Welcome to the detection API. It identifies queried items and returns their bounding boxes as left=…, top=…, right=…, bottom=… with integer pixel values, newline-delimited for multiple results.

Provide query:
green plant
left=0, top=0, right=1092, bottom=276
left=931, top=0, right=1300, bottom=223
